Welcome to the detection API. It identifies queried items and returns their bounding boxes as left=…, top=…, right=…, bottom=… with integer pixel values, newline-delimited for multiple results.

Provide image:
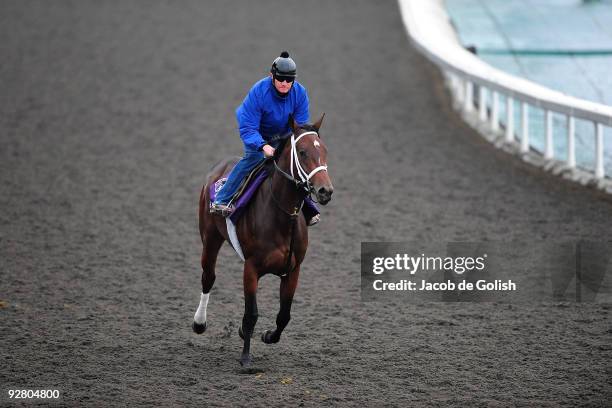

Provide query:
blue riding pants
left=214, top=147, right=264, bottom=204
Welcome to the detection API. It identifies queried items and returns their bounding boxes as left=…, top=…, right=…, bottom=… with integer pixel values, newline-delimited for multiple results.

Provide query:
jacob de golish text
left=373, top=279, right=516, bottom=291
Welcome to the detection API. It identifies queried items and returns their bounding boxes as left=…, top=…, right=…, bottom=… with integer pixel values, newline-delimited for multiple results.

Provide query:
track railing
left=398, top=0, right=612, bottom=190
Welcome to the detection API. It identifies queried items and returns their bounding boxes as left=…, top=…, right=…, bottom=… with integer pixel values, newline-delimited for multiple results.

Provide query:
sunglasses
left=274, top=75, right=295, bottom=83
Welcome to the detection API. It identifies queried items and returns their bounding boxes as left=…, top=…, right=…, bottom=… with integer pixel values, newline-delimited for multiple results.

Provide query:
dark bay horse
left=193, top=115, right=333, bottom=367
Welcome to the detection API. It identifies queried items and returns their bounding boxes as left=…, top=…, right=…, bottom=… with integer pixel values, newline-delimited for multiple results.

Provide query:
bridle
left=272, top=131, right=328, bottom=197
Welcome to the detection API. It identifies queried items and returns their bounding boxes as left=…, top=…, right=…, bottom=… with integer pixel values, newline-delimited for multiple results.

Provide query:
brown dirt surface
left=1, top=1, right=611, bottom=406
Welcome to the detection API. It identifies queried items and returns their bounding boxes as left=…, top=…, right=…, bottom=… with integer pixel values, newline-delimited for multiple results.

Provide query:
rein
left=269, top=131, right=328, bottom=276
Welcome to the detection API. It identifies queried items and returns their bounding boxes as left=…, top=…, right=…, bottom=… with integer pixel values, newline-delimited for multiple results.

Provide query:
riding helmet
left=270, top=51, right=297, bottom=78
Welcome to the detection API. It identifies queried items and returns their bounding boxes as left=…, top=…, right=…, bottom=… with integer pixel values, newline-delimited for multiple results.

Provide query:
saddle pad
left=210, top=178, right=227, bottom=202
left=228, top=169, right=269, bottom=224
left=208, top=166, right=270, bottom=223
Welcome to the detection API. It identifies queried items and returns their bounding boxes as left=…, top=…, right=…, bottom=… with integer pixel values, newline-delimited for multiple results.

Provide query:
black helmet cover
left=271, top=51, right=297, bottom=77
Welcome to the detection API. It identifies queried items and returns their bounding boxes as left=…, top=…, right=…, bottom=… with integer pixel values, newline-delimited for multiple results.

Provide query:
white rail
left=398, top=0, right=612, bottom=191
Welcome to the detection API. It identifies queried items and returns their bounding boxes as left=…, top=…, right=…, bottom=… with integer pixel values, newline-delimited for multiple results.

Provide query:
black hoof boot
left=261, top=330, right=279, bottom=344
left=192, top=321, right=207, bottom=334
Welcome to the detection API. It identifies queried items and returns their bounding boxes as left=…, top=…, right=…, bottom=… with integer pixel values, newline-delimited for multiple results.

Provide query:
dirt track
left=1, top=1, right=611, bottom=406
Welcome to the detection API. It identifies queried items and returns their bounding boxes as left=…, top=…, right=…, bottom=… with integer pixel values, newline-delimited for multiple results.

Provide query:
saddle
left=210, top=161, right=269, bottom=223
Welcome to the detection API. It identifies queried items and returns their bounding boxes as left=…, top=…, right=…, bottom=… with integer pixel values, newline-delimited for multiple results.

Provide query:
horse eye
left=299, top=150, right=307, bottom=158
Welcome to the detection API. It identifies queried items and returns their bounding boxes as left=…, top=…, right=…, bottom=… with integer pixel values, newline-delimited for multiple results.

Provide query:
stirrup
left=308, top=214, right=321, bottom=226
left=209, top=202, right=234, bottom=216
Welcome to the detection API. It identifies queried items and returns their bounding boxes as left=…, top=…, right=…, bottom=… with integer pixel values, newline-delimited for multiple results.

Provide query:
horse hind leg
left=192, top=227, right=224, bottom=334
left=262, top=266, right=300, bottom=344
left=239, top=260, right=259, bottom=368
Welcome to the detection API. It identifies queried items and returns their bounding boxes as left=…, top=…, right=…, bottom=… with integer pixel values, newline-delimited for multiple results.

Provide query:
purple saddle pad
left=209, top=168, right=269, bottom=224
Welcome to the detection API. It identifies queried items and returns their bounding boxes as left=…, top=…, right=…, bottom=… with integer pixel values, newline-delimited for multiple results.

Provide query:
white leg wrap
left=194, top=292, right=209, bottom=324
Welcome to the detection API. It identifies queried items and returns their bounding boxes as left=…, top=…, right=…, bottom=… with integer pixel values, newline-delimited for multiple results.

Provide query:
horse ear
left=288, top=114, right=299, bottom=133
left=313, top=113, right=325, bottom=132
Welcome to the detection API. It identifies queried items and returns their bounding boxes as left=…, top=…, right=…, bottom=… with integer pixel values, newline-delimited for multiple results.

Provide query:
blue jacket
left=236, top=77, right=309, bottom=151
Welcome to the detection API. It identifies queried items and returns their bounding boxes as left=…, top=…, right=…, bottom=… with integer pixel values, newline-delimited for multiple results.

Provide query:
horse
left=192, top=114, right=333, bottom=368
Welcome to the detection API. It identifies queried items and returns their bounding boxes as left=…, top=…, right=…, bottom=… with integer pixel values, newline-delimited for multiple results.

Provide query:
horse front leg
left=262, top=266, right=300, bottom=344
left=239, top=260, right=259, bottom=367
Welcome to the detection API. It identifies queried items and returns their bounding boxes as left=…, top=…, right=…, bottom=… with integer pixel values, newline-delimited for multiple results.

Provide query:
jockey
left=210, top=51, right=320, bottom=226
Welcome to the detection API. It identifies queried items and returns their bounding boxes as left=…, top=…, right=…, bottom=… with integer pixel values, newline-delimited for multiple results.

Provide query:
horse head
left=278, top=114, right=333, bottom=205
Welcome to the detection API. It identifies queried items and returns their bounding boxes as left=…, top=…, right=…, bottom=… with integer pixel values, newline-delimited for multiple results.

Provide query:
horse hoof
left=192, top=321, right=207, bottom=334
left=239, top=353, right=253, bottom=368
left=261, top=330, right=279, bottom=344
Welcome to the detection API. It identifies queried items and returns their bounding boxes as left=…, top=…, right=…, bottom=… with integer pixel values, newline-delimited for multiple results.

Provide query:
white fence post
left=491, top=91, right=499, bottom=131
left=595, top=123, right=604, bottom=179
left=456, top=76, right=464, bottom=105
left=545, top=110, right=554, bottom=159
left=479, top=86, right=487, bottom=121
left=521, top=102, right=529, bottom=153
left=505, top=96, right=514, bottom=142
left=464, top=81, right=473, bottom=112
left=448, top=73, right=458, bottom=104
left=567, top=116, right=576, bottom=168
